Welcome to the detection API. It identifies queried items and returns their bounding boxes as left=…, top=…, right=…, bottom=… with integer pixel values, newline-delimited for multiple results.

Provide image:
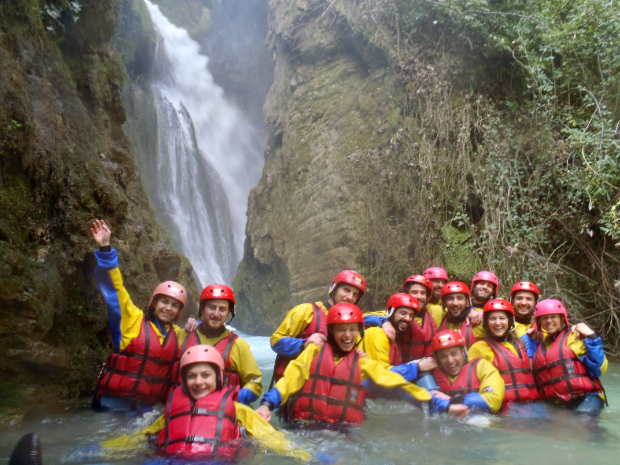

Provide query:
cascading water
left=141, top=0, right=265, bottom=285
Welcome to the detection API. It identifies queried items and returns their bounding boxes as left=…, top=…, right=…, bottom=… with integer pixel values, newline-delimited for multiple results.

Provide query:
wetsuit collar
left=446, top=308, right=469, bottom=325
left=198, top=323, right=227, bottom=339
left=515, top=315, right=533, bottom=325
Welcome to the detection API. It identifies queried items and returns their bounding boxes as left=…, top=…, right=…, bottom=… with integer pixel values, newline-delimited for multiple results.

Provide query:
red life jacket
left=486, top=339, right=538, bottom=405
left=291, top=343, right=366, bottom=424
left=171, top=330, right=241, bottom=391
left=401, top=309, right=438, bottom=360
left=158, top=386, right=242, bottom=459
left=439, top=318, right=477, bottom=348
left=273, top=303, right=328, bottom=381
left=96, top=316, right=178, bottom=405
left=434, top=359, right=481, bottom=396
left=532, top=330, right=603, bottom=402
left=389, top=339, right=405, bottom=366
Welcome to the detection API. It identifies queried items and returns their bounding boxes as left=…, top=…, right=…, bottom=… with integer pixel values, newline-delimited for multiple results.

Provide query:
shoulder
left=230, top=333, right=251, bottom=350
left=288, top=302, right=316, bottom=316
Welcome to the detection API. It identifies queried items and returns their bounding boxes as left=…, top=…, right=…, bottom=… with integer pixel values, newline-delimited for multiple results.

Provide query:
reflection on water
left=2, top=334, right=619, bottom=465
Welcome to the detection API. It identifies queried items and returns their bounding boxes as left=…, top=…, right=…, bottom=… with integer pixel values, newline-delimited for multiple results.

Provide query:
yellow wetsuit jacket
left=270, top=301, right=330, bottom=358
left=514, top=320, right=533, bottom=338
left=176, top=327, right=263, bottom=399
left=426, top=302, right=445, bottom=328
left=100, top=402, right=310, bottom=462
left=263, top=343, right=431, bottom=409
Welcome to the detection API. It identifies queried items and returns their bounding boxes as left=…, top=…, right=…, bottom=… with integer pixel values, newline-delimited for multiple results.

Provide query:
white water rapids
left=143, top=1, right=265, bottom=285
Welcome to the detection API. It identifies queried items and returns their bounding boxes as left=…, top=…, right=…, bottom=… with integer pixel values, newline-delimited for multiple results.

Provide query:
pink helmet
left=471, top=271, right=499, bottom=298
left=149, top=281, right=187, bottom=317
left=180, top=344, right=224, bottom=379
left=423, top=267, right=449, bottom=281
left=534, top=299, right=569, bottom=328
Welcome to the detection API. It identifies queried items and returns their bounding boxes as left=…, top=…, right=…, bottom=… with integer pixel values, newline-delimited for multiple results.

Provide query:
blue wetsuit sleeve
left=581, top=337, right=605, bottom=378
left=429, top=396, right=450, bottom=415
left=463, top=393, right=492, bottom=413
left=520, top=334, right=538, bottom=358
left=364, top=314, right=387, bottom=328
left=238, top=388, right=259, bottom=406
left=272, top=337, right=306, bottom=358
left=389, top=362, right=419, bottom=382
left=260, top=388, right=283, bottom=410
left=94, top=249, right=122, bottom=350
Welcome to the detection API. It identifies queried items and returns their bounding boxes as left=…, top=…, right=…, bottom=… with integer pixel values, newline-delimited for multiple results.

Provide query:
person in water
left=90, top=219, right=189, bottom=413
left=361, top=293, right=437, bottom=378
left=171, top=284, right=262, bottom=405
left=438, top=282, right=485, bottom=348
left=430, top=330, right=505, bottom=416
left=510, top=281, right=539, bottom=338
left=468, top=299, right=538, bottom=409
left=526, top=299, right=607, bottom=415
left=269, top=270, right=366, bottom=386
left=256, top=303, right=433, bottom=424
left=100, top=345, right=310, bottom=461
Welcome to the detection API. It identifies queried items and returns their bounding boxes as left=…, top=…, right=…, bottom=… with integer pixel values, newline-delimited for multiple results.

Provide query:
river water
left=1, top=333, right=619, bottom=465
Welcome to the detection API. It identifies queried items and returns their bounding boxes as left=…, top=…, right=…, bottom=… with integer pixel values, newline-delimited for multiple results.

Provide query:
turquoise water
left=2, top=332, right=619, bottom=465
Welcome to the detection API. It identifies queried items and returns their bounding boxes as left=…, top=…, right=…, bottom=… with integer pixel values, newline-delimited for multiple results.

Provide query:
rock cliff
left=0, top=0, right=198, bottom=417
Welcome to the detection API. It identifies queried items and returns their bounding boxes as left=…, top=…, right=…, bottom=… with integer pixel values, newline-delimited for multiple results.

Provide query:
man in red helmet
left=438, top=282, right=486, bottom=348
left=510, top=281, right=539, bottom=338
left=423, top=267, right=450, bottom=319
left=173, top=285, right=262, bottom=405
left=471, top=271, right=499, bottom=310
left=90, top=220, right=188, bottom=413
left=430, top=330, right=505, bottom=415
left=269, top=270, right=366, bottom=386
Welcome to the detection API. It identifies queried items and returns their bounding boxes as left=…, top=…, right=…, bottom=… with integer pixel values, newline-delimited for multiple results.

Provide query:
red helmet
left=149, top=281, right=187, bottom=318
left=403, top=275, right=433, bottom=297
left=471, top=271, right=499, bottom=297
left=327, top=303, right=364, bottom=325
left=200, top=284, right=235, bottom=316
left=483, top=298, right=515, bottom=316
left=432, top=330, right=466, bottom=353
left=386, top=293, right=420, bottom=318
left=423, top=267, right=449, bottom=281
left=510, top=281, right=540, bottom=299
left=328, top=270, right=366, bottom=304
left=534, top=299, right=569, bottom=328
left=180, top=344, right=224, bottom=379
left=441, top=281, right=471, bottom=298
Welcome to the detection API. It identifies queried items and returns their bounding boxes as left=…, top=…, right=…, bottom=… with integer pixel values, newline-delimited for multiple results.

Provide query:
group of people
left=88, top=219, right=608, bottom=461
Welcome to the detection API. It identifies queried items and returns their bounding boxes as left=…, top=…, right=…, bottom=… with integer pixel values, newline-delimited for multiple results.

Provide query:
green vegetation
left=344, top=0, right=620, bottom=351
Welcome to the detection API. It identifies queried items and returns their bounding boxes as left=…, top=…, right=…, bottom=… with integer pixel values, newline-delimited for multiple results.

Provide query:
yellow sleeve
left=475, top=359, right=505, bottom=412
left=273, top=344, right=320, bottom=404
left=234, top=402, right=311, bottom=462
left=229, top=337, right=263, bottom=396
left=270, top=302, right=327, bottom=346
left=514, top=321, right=532, bottom=338
left=99, top=415, right=165, bottom=453
left=108, top=268, right=147, bottom=350
left=472, top=324, right=487, bottom=339
left=360, top=327, right=392, bottom=369
left=359, top=357, right=432, bottom=402
left=364, top=310, right=386, bottom=317
left=467, top=341, right=495, bottom=364
left=567, top=333, right=608, bottom=375
left=426, top=303, right=444, bottom=329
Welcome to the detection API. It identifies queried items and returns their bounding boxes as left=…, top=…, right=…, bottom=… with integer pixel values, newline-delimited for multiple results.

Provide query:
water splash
left=143, top=0, right=265, bottom=285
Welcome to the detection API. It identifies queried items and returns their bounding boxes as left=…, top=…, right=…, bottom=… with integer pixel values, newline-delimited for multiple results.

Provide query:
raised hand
left=90, top=220, right=111, bottom=247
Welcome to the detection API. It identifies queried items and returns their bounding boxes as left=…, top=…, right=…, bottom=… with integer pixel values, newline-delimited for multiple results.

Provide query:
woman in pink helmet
left=90, top=220, right=191, bottom=414
left=525, top=299, right=607, bottom=415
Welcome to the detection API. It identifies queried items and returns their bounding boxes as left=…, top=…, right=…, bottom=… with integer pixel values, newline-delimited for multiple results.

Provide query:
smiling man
left=173, top=285, right=263, bottom=405
left=510, top=281, right=540, bottom=337
left=438, top=282, right=486, bottom=348
left=470, top=271, right=499, bottom=310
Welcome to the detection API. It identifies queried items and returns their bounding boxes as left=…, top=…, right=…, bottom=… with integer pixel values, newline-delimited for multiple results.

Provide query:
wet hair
left=181, top=362, right=223, bottom=398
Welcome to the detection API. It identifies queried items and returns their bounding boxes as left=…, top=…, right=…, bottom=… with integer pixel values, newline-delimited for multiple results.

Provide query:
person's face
left=333, top=284, right=360, bottom=304
left=472, top=280, right=495, bottom=302
left=407, top=284, right=429, bottom=309
left=539, top=314, right=564, bottom=335
left=435, top=346, right=466, bottom=377
left=332, top=323, right=359, bottom=353
left=443, top=293, right=468, bottom=318
left=153, top=295, right=182, bottom=323
left=201, top=299, right=230, bottom=330
left=511, top=291, right=536, bottom=318
left=430, top=278, right=448, bottom=300
left=185, top=363, right=218, bottom=400
left=392, top=307, right=415, bottom=333
left=487, top=311, right=510, bottom=338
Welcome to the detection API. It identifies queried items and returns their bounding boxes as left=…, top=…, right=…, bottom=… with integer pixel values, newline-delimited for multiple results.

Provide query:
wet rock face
left=0, top=0, right=198, bottom=408
left=233, top=0, right=395, bottom=334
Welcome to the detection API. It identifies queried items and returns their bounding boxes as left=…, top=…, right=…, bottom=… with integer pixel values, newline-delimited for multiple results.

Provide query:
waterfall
left=142, top=1, right=265, bottom=286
